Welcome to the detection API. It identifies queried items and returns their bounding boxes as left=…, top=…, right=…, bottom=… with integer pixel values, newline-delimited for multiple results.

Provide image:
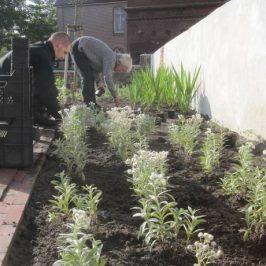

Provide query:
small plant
left=53, top=105, right=90, bottom=180
left=241, top=168, right=266, bottom=240
left=187, top=232, right=223, bottom=266
left=48, top=172, right=77, bottom=222
left=183, top=206, right=206, bottom=244
left=106, top=106, right=134, bottom=161
left=200, top=128, right=224, bottom=174
left=54, top=223, right=106, bottom=266
left=73, top=184, right=102, bottom=227
left=126, top=150, right=169, bottom=196
left=221, top=142, right=254, bottom=197
left=168, top=114, right=202, bottom=159
left=133, top=191, right=177, bottom=248
left=86, top=103, right=108, bottom=133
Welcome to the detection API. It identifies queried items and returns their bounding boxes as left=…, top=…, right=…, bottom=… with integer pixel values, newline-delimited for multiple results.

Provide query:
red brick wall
left=56, top=1, right=128, bottom=52
left=126, top=0, right=227, bottom=63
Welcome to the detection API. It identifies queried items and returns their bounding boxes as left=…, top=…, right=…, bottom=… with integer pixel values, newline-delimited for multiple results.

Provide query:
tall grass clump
left=128, top=66, right=174, bottom=111
left=172, top=63, right=201, bottom=113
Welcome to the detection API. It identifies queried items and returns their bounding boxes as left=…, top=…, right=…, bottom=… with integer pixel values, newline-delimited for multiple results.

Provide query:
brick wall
left=56, top=1, right=128, bottom=52
left=126, top=0, right=227, bottom=63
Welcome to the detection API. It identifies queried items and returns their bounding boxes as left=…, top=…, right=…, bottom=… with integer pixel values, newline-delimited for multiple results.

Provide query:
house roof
left=55, top=0, right=125, bottom=6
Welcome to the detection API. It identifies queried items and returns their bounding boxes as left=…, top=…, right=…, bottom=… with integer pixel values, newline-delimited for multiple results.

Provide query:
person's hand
left=114, top=96, right=120, bottom=107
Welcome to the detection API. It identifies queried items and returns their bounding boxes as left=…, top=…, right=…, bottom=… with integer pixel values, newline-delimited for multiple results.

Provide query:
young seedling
left=48, top=171, right=77, bottom=222
left=168, top=114, right=202, bottom=160
left=73, top=184, right=102, bottom=227
left=54, top=223, right=106, bottom=266
left=221, top=142, right=254, bottom=197
left=200, top=128, right=224, bottom=174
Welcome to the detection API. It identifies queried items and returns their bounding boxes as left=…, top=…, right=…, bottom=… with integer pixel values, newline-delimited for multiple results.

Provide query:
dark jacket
left=0, top=41, right=60, bottom=119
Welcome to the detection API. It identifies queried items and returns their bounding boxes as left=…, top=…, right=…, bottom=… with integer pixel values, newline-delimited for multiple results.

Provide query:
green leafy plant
left=54, top=223, right=106, bottom=266
left=73, top=185, right=102, bottom=227
left=168, top=114, right=202, bottom=159
left=183, top=207, right=206, bottom=244
left=200, top=128, right=224, bottom=174
left=128, top=66, right=174, bottom=111
left=172, top=63, right=201, bottom=113
left=48, top=172, right=77, bottom=222
left=221, top=142, right=254, bottom=197
left=53, top=105, right=90, bottom=181
left=133, top=191, right=177, bottom=248
left=187, top=232, right=223, bottom=266
left=241, top=168, right=266, bottom=240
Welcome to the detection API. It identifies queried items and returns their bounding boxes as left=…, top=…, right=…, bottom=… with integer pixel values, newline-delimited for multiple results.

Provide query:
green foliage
left=48, top=172, right=77, bottom=222
left=106, top=107, right=155, bottom=161
left=128, top=64, right=200, bottom=113
left=172, top=63, right=201, bottom=113
left=54, top=223, right=106, bottom=266
left=168, top=114, right=203, bottom=159
left=221, top=143, right=255, bottom=197
left=183, top=207, right=205, bottom=244
left=128, top=66, right=174, bottom=111
left=73, top=185, right=102, bottom=227
left=22, top=0, right=57, bottom=43
left=200, top=129, right=225, bottom=174
left=0, top=0, right=27, bottom=48
left=53, top=105, right=90, bottom=181
left=241, top=168, right=266, bottom=240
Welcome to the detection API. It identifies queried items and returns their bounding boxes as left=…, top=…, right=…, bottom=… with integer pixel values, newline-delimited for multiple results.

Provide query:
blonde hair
left=119, top=54, right=133, bottom=72
left=49, top=32, right=71, bottom=47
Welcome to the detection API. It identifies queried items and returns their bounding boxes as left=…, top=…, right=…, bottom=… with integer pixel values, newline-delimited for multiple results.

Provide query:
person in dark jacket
left=0, top=32, right=71, bottom=126
left=71, top=36, right=132, bottom=107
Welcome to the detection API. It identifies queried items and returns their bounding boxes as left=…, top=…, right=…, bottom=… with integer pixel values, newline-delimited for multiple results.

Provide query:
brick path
left=0, top=129, right=54, bottom=266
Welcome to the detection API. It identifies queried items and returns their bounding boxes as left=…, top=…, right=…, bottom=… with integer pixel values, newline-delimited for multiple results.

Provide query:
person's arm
left=102, top=59, right=119, bottom=105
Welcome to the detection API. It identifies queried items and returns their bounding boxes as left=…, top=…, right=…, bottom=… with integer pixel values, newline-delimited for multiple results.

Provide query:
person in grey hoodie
left=71, top=36, right=132, bottom=107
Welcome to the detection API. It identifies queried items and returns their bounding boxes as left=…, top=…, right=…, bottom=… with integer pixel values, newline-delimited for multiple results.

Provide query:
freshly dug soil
left=7, top=102, right=266, bottom=266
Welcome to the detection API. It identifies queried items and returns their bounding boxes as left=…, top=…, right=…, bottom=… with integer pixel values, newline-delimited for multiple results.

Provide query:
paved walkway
left=0, top=129, right=54, bottom=266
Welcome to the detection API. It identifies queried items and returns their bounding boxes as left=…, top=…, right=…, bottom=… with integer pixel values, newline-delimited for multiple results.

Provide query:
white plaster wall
left=152, top=0, right=266, bottom=140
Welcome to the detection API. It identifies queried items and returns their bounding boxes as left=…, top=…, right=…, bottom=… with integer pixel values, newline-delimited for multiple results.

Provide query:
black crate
left=0, top=68, right=32, bottom=119
left=0, top=38, right=33, bottom=167
left=0, top=119, right=33, bottom=167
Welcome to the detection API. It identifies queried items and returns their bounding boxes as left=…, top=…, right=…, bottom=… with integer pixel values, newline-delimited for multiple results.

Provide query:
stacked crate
left=0, top=38, right=33, bottom=167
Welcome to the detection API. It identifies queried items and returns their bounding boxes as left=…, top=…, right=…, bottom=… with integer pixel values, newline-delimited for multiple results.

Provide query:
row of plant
left=128, top=64, right=200, bottom=113
left=46, top=101, right=265, bottom=265
left=221, top=143, right=266, bottom=240
left=166, top=114, right=266, bottom=240
left=102, top=106, right=223, bottom=265
left=49, top=105, right=108, bottom=265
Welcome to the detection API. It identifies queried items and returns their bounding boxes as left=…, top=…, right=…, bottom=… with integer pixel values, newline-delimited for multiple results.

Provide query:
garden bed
left=7, top=99, right=266, bottom=266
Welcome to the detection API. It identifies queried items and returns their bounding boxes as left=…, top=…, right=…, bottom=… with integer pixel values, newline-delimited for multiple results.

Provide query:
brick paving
left=0, top=128, right=54, bottom=266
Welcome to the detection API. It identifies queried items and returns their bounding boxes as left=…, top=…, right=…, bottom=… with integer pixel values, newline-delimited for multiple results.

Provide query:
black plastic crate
left=0, top=67, right=32, bottom=119
left=0, top=38, right=33, bottom=167
left=0, top=120, right=33, bottom=167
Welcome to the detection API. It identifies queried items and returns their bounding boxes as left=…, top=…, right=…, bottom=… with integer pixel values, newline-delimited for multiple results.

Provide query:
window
left=114, top=7, right=126, bottom=34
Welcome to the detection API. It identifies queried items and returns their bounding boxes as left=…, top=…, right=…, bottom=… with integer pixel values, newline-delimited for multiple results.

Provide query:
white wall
left=152, top=0, right=266, bottom=140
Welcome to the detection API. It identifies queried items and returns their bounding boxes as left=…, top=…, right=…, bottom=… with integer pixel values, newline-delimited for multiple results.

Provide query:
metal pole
left=63, top=26, right=70, bottom=88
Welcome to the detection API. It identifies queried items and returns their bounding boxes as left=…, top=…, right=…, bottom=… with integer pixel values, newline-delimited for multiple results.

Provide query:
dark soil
left=7, top=100, right=266, bottom=266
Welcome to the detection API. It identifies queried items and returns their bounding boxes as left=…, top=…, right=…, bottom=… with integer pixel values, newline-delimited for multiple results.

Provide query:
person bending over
left=71, top=36, right=132, bottom=107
